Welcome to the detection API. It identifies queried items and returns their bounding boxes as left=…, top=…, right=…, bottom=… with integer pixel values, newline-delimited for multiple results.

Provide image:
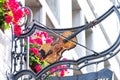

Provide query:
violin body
left=42, top=31, right=77, bottom=64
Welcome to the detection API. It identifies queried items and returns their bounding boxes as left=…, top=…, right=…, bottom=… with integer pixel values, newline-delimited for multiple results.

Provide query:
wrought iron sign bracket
left=8, top=5, right=120, bottom=80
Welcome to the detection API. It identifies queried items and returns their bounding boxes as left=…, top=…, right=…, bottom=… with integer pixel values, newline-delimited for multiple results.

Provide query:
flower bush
left=29, top=31, right=53, bottom=73
left=49, top=61, right=68, bottom=77
left=0, top=0, right=29, bottom=35
left=29, top=31, right=68, bottom=77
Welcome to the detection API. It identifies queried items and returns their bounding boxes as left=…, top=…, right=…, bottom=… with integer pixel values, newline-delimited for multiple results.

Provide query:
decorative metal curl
left=11, top=5, right=120, bottom=80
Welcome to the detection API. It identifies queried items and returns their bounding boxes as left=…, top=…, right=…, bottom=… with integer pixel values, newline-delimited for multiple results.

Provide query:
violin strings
left=34, top=20, right=98, bottom=54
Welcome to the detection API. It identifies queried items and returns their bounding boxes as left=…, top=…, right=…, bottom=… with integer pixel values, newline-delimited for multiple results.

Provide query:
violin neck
left=63, top=28, right=83, bottom=43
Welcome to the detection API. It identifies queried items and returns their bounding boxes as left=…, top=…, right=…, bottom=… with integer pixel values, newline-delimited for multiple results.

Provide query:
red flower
left=13, top=9, right=24, bottom=23
left=30, top=48, right=39, bottom=56
left=24, top=8, right=30, bottom=15
left=49, top=65, right=68, bottom=76
left=7, top=0, right=24, bottom=24
left=7, top=0, right=20, bottom=11
left=34, top=38, right=43, bottom=45
left=34, top=64, right=42, bottom=73
left=14, top=25, right=22, bottom=36
left=3, top=2, right=8, bottom=9
left=46, top=37, right=53, bottom=43
left=34, top=32, right=40, bottom=36
left=62, top=58, right=67, bottom=61
left=60, top=70, right=65, bottom=77
left=5, top=15, right=12, bottom=23
left=29, top=36, right=35, bottom=44
left=40, top=31, right=48, bottom=38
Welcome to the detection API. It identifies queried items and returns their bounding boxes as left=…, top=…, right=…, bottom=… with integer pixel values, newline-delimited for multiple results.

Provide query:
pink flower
left=24, top=8, right=30, bottom=15
left=34, top=64, right=42, bottom=73
left=62, top=58, right=67, bottom=61
left=60, top=70, right=65, bottom=77
left=49, top=68, right=56, bottom=73
left=30, top=48, right=39, bottom=56
left=40, top=31, right=48, bottom=38
left=34, top=32, right=40, bottom=36
left=34, top=38, right=43, bottom=45
left=34, top=31, right=53, bottom=44
left=14, top=25, right=22, bottom=36
left=46, top=37, right=53, bottom=43
left=29, top=36, right=35, bottom=44
left=7, top=0, right=20, bottom=11
left=13, top=9, right=23, bottom=23
left=5, top=15, right=12, bottom=23
left=49, top=66, right=67, bottom=77
left=3, top=2, right=8, bottom=9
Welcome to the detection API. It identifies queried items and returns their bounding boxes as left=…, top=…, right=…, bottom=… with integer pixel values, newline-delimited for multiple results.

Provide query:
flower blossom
left=4, top=0, right=30, bottom=36
left=49, top=65, right=68, bottom=77
left=46, top=37, right=53, bottom=43
left=30, top=48, right=39, bottom=56
left=60, top=70, right=65, bottom=77
left=7, top=0, right=20, bottom=11
left=29, top=36, right=35, bottom=44
left=5, top=15, right=12, bottom=24
left=24, top=8, right=30, bottom=15
left=12, top=9, right=24, bottom=23
left=34, top=31, right=48, bottom=38
left=34, top=38, right=43, bottom=45
left=40, top=31, right=48, bottom=38
left=14, top=25, right=22, bottom=36
left=34, top=64, right=42, bottom=73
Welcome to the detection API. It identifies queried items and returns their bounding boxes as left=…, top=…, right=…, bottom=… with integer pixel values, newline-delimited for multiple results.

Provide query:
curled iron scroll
left=13, top=5, right=120, bottom=80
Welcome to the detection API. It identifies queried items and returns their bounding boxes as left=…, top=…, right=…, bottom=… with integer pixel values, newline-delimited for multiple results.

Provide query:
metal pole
left=26, top=37, right=29, bottom=69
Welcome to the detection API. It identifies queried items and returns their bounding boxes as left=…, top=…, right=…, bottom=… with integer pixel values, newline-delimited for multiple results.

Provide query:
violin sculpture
left=40, top=31, right=77, bottom=64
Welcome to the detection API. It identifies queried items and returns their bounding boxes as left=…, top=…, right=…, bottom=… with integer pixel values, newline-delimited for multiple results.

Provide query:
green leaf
left=0, top=19, right=4, bottom=25
left=0, top=0, right=5, bottom=3
left=5, top=23, right=10, bottom=29
left=0, top=0, right=5, bottom=8
left=0, top=24, right=5, bottom=32
left=0, top=3, right=3, bottom=7
left=30, top=44, right=39, bottom=48
left=41, top=61, right=49, bottom=68
left=35, top=59, right=40, bottom=64
left=30, top=56, right=35, bottom=61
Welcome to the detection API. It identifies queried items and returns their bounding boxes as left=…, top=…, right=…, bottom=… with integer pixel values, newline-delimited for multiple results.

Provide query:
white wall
left=0, top=30, right=12, bottom=80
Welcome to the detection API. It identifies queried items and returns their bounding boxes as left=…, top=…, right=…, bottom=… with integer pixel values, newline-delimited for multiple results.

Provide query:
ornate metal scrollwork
left=9, top=5, right=120, bottom=80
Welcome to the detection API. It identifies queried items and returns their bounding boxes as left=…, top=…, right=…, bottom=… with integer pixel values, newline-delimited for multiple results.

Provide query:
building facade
left=0, top=0, right=120, bottom=79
